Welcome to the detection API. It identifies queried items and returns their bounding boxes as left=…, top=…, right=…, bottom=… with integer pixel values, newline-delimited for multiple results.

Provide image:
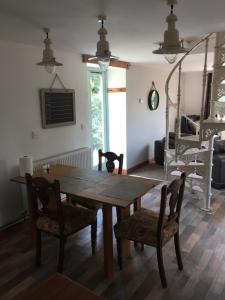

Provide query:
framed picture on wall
left=40, top=88, right=76, bottom=129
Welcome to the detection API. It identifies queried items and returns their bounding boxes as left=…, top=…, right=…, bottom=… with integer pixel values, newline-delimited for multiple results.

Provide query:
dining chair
left=98, top=149, right=124, bottom=175
left=114, top=172, right=186, bottom=288
left=26, top=173, right=97, bottom=273
left=71, top=149, right=124, bottom=211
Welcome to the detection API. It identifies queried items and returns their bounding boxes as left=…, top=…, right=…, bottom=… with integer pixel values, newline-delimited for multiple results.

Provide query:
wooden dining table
left=12, top=164, right=160, bottom=278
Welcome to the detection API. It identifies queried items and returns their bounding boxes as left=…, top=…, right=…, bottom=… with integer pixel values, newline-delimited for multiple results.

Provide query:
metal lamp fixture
left=153, top=0, right=188, bottom=64
left=88, top=15, right=119, bottom=70
left=37, top=28, right=63, bottom=74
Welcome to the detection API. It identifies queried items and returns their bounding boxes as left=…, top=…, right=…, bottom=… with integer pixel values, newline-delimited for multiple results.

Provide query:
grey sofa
left=212, top=139, right=225, bottom=189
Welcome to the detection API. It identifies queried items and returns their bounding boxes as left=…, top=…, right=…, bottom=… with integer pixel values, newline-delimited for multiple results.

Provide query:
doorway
left=88, top=68, right=109, bottom=167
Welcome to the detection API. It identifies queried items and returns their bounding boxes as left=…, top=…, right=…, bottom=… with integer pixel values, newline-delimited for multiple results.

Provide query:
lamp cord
left=171, top=4, right=174, bottom=13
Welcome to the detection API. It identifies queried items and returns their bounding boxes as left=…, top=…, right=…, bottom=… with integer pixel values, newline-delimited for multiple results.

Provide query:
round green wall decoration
left=148, top=81, right=159, bottom=110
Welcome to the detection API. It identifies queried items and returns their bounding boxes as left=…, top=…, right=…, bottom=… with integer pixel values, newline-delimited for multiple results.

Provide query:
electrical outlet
left=81, top=124, right=86, bottom=130
left=31, top=131, right=39, bottom=139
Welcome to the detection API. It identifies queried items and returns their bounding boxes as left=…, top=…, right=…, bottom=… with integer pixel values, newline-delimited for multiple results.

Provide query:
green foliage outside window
left=90, top=75, right=103, bottom=150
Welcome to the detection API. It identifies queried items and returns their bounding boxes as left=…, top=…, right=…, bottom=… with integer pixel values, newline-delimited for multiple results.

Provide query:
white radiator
left=34, top=147, right=92, bottom=171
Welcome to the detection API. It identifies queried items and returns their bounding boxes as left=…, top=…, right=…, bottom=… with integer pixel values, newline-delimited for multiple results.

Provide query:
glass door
left=88, top=68, right=109, bottom=167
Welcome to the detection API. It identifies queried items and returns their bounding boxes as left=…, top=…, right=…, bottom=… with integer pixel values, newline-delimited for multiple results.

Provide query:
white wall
left=126, top=65, right=178, bottom=169
left=0, top=40, right=90, bottom=227
left=182, top=71, right=202, bottom=115
left=107, top=67, right=127, bottom=168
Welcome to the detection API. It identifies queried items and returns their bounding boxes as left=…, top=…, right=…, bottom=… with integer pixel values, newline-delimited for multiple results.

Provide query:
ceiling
left=0, top=0, right=224, bottom=68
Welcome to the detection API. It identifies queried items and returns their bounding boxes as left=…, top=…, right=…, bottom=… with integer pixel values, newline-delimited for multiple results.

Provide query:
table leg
left=117, top=206, right=131, bottom=258
left=133, top=197, right=141, bottom=249
left=26, top=194, right=37, bottom=245
left=133, top=197, right=141, bottom=211
left=102, top=204, right=113, bottom=278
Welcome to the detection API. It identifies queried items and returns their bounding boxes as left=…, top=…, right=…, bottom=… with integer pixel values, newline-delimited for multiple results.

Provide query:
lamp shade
left=153, top=3, right=188, bottom=63
left=37, top=29, right=63, bottom=74
left=88, top=16, right=118, bottom=70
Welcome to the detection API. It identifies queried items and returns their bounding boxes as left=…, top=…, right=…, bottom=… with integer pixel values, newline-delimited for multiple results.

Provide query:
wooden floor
left=1, top=188, right=225, bottom=300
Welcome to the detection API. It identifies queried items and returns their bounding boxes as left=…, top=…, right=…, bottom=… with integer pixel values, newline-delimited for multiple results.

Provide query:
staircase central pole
left=165, top=86, right=170, bottom=179
left=203, top=135, right=214, bottom=211
left=199, top=37, right=214, bottom=212
left=175, top=62, right=182, bottom=161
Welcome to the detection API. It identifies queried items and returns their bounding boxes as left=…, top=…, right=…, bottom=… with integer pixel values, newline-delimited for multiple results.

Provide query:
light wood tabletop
left=12, top=164, right=160, bottom=278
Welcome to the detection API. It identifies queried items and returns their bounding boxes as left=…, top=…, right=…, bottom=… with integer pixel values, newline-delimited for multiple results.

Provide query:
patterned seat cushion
left=114, top=208, right=178, bottom=247
left=71, top=195, right=102, bottom=211
left=36, top=202, right=96, bottom=236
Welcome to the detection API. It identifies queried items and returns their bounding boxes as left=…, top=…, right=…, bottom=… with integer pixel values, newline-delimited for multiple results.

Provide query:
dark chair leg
left=91, top=219, right=97, bottom=255
left=174, top=232, right=183, bottom=270
left=141, top=243, right=144, bottom=251
left=36, top=230, right=41, bottom=267
left=116, top=238, right=123, bottom=270
left=58, top=236, right=66, bottom=273
left=156, top=246, right=167, bottom=288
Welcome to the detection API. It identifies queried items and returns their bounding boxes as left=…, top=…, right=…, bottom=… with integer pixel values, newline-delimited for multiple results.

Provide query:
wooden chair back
left=157, top=173, right=186, bottom=239
left=98, top=149, right=124, bottom=174
left=26, top=173, right=64, bottom=232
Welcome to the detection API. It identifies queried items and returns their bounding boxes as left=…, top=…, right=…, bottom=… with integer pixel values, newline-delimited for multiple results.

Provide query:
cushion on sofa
left=215, top=140, right=225, bottom=154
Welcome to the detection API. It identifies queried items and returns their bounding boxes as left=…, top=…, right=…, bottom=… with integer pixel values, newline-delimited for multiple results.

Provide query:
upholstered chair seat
left=37, top=203, right=96, bottom=236
left=114, top=208, right=179, bottom=247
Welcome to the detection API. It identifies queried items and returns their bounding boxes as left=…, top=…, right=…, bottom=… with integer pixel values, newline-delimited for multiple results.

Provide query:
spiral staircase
left=165, top=31, right=225, bottom=212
